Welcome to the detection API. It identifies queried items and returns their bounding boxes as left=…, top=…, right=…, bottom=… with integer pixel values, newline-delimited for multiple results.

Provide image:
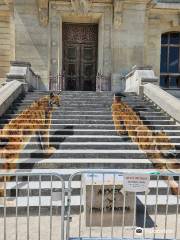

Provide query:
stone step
left=0, top=116, right=172, bottom=123
left=56, top=111, right=167, bottom=116
left=50, top=125, right=179, bottom=130
left=8, top=103, right=159, bottom=110
left=0, top=120, right=175, bottom=126
left=0, top=168, right=165, bottom=181
left=5, top=181, right=82, bottom=197
left=0, top=158, right=154, bottom=170
left=18, top=95, right=114, bottom=100
left=8, top=142, right=141, bottom=150
left=15, top=99, right=152, bottom=104
left=17, top=149, right=148, bottom=159
left=49, top=126, right=180, bottom=131
left=13, top=103, right=114, bottom=108
left=0, top=135, right=129, bottom=142
left=8, top=105, right=159, bottom=113
left=3, top=111, right=167, bottom=116
left=13, top=149, right=180, bottom=159
left=25, top=91, right=111, bottom=95
left=137, top=194, right=179, bottom=213
left=3, top=179, right=170, bottom=197
left=48, top=135, right=180, bottom=143
left=2, top=131, right=180, bottom=141
left=12, top=100, right=156, bottom=106
left=4, top=141, right=180, bottom=149
left=0, top=194, right=178, bottom=216
left=1, top=124, right=178, bottom=131
left=2, top=115, right=171, bottom=123
left=1, top=125, right=180, bottom=132
left=0, top=196, right=81, bottom=216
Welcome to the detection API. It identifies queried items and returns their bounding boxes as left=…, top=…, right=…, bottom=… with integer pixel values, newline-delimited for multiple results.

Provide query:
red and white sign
left=123, top=174, right=150, bottom=192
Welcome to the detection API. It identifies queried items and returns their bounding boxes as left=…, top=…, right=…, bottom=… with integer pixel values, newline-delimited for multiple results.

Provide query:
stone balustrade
left=6, top=61, right=41, bottom=91
left=143, top=83, right=180, bottom=123
left=125, top=66, right=158, bottom=94
left=0, top=80, right=25, bottom=117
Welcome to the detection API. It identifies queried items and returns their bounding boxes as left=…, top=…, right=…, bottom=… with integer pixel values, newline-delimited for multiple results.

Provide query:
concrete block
left=84, top=174, right=135, bottom=227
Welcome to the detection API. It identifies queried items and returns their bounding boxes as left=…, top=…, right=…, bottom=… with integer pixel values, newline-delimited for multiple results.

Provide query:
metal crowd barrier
left=0, top=171, right=179, bottom=240
left=0, top=172, right=65, bottom=240
left=66, top=171, right=180, bottom=240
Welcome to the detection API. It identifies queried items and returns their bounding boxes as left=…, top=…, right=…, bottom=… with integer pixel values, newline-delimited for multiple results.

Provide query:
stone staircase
left=0, top=91, right=180, bottom=215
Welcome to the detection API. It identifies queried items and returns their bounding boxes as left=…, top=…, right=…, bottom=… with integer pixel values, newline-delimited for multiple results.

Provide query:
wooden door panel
left=63, top=23, right=98, bottom=91
left=83, top=47, right=95, bottom=61
left=64, top=44, right=80, bottom=91
left=67, top=46, right=77, bottom=60
left=81, top=45, right=97, bottom=91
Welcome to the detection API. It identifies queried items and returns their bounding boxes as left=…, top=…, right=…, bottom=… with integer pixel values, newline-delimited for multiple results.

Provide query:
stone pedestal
left=84, top=174, right=135, bottom=227
left=6, top=61, right=40, bottom=91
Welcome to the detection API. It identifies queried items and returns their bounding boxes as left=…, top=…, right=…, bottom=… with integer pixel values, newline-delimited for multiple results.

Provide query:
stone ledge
left=10, top=61, right=31, bottom=68
left=126, top=65, right=153, bottom=79
left=0, top=80, right=25, bottom=117
left=143, top=83, right=180, bottom=123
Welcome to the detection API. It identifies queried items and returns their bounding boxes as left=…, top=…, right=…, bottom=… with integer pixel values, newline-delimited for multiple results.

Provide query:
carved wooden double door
left=63, top=23, right=98, bottom=91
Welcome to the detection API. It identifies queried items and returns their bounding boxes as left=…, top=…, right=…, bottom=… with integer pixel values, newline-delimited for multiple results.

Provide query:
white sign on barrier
left=123, top=174, right=150, bottom=192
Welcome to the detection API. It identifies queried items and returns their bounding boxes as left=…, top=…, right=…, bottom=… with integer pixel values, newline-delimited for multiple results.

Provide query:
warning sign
left=123, top=174, right=150, bottom=192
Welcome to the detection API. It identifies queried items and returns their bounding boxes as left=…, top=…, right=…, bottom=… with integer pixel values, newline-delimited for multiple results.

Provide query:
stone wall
left=112, top=2, right=146, bottom=74
left=111, top=2, right=147, bottom=90
left=0, top=1, right=14, bottom=82
left=12, top=1, right=180, bottom=91
left=145, top=8, right=180, bottom=78
left=14, top=0, right=49, bottom=90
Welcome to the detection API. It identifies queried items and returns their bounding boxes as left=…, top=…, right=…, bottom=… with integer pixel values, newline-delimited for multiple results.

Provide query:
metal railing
left=0, top=171, right=179, bottom=240
left=49, top=71, right=65, bottom=91
left=96, top=72, right=104, bottom=92
left=66, top=171, right=180, bottom=240
left=0, top=172, right=65, bottom=240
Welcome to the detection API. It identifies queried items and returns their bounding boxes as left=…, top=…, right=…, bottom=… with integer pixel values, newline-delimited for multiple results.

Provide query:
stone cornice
left=154, top=2, right=180, bottom=9
left=36, top=0, right=180, bottom=27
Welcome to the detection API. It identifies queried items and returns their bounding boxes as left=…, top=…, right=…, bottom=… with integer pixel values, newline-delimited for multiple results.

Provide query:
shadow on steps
left=19, top=125, right=74, bottom=170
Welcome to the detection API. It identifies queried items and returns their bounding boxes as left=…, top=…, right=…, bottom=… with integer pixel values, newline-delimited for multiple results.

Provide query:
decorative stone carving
left=71, top=0, right=93, bottom=16
left=146, top=0, right=157, bottom=9
left=37, top=0, right=49, bottom=26
left=113, top=0, right=124, bottom=29
left=39, top=8, right=49, bottom=26
left=63, top=24, right=98, bottom=43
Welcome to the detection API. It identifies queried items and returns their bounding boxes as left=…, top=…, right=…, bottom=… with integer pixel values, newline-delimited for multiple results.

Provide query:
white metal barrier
left=66, top=171, right=180, bottom=240
left=0, top=171, right=179, bottom=240
left=0, top=172, right=65, bottom=240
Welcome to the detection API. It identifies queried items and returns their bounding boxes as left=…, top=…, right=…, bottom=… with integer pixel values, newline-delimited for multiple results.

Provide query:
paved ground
left=0, top=213, right=179, bottom=240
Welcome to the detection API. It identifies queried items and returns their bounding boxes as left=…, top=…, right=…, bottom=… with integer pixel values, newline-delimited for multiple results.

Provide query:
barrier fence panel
left=66, top=171, right=180, bottom=240
left=0, top=172, right=65, bottom=240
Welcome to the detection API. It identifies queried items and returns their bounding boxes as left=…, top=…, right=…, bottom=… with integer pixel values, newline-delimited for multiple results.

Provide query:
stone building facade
left=1, top=0, right=180, bottom=91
